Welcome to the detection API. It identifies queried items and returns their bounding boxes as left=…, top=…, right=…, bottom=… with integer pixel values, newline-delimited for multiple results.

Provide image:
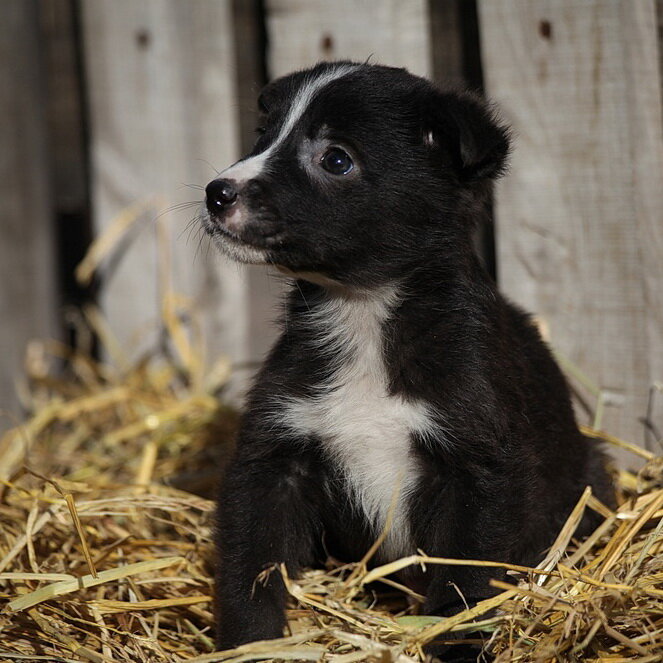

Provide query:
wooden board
left=0, top=0, right=58, bottom=432
left=266, top=0, right=431, bottom=78
left=81, top=0, right=275, bottom=396
left=478, top=0, right=663, bottom=457
left=39, top=0, right=94, bottom=327
left=39, top=0, right=88, bottom=217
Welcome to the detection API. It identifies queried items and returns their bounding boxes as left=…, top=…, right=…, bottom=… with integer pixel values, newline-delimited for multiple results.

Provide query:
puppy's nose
left=205, top=179, right=238, bottom=215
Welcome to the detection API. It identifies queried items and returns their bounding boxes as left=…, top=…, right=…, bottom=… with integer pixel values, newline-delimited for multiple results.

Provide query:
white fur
left=221, top=63, right=360, bottom=185
left=209, top=227, right=268, bottom=264
left=274, top=287, right=438, bottom=559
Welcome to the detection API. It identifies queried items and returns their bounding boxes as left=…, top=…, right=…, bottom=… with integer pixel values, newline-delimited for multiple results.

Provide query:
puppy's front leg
left=415, top=471, right=512, bottom=661
left=215, top=450, right=322, bottom=650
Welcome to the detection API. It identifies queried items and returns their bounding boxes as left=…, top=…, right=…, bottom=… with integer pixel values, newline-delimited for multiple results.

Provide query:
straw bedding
left=0, top=219, right=661, bottom=662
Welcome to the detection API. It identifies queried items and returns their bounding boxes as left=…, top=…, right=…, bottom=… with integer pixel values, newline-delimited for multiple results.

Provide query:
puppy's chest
left=284, top=361, right=423, bottom=475
left=276, top=293, right=435, bottom=556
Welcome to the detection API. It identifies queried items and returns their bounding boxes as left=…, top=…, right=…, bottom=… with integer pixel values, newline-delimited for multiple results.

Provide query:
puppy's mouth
left=204, top=211, right=342, bottom=286
left=203, top=209, right=280, bottom=265
left=210, top=220, right=251, bottom=245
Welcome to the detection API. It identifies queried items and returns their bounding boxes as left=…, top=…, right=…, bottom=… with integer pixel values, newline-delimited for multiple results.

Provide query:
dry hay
left=1, top=214, right=662, bottom=662
left=1, top=318, right=661, bottom=663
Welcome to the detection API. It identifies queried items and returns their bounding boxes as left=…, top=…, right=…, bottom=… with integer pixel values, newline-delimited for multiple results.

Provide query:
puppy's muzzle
left=205, top=178, right=238, bottom=216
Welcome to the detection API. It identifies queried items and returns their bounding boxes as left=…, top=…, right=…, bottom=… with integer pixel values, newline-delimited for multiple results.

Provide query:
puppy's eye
left=320, top=147, right=353, bottom=175
left=255, top=126, right=266, bottom=135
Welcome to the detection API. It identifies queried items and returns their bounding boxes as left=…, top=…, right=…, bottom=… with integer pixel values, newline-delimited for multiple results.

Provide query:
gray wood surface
left=0, top=0, right=59, bottom=432
left=478, top=0, right=663, bottom=457
left=266, top=0, right=431, bottom=78
left=81, top=0, right=276, bottom=397
left=40, top=0, right=88, bottom=217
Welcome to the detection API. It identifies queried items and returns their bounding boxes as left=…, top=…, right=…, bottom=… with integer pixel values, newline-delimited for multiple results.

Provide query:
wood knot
left=538, top=19, right=552, bottom=40
left=135, top=29, right=151, bottom=49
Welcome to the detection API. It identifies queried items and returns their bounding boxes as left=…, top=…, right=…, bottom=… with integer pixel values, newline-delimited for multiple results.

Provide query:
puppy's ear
left=424, top=91, right=510, bottom=182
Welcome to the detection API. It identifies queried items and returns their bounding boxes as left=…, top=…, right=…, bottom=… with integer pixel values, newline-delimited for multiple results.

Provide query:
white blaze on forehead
left=221, top=63, right=360, bottom=183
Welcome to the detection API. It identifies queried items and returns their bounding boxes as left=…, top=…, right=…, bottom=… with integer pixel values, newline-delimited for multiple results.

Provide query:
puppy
left=202, top=61, right=614, bottom=657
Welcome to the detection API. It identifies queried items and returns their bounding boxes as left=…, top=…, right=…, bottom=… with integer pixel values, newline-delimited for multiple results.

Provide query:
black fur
left=202, top=62, right=614, bottom=658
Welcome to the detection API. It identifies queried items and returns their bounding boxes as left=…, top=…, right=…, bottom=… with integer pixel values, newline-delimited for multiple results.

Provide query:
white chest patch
left=275, top=287, right=437, bottom=559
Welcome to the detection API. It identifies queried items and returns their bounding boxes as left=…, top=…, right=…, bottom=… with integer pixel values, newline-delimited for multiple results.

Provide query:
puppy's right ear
left=424, top=90, right=510, bottom=183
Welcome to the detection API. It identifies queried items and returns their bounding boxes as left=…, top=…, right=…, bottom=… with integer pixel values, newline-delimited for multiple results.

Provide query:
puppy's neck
left=297, top=280, right=399, bottom=329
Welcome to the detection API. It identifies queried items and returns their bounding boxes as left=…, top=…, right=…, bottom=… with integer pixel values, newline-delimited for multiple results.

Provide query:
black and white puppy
left=203, top=61, right=614, bottom=655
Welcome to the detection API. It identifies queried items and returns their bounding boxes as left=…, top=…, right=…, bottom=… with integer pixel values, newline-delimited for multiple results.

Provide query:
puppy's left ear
left=425, top=90, right=510, bottom=183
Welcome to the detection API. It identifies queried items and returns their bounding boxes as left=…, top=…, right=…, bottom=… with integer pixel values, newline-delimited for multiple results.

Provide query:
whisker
left=181, top=212, right=200, bottom=232
left=193, top=228, right=207, bottom=266
left=294, top=279, right=311, bottom=312
left=165, top=200, right=204, bottom=212
left=180, top=214, right=204, bottom=243
left=195, top=158, right=221, bottom=176
left=151, top=200, right=204, bottom=225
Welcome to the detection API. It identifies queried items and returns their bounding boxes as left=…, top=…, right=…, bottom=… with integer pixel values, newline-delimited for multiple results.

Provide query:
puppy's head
left=203, top=61, right=509, bottom=287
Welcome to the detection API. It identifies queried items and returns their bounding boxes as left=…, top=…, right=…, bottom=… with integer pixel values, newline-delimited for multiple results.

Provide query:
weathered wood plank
left=39, top=0, right=88, bottom=218
left=230, top=0, right=279, bottom=367
left=478, top=0, right=663, bottom=455
left=0, top=0, right=58, bottom=431
left=39, top=0, right=94, bottom=322
left=81, top=0, right=273, bottom=394
left=429, top=0, right=465, bottom=86
left=430, top=0, right=484, bottom=91
left=266, top=0, right=431, bottom=78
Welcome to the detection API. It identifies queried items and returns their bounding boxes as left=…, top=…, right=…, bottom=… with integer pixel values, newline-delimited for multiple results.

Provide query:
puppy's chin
left=212, top=233, right=271, bottom=265
left=203, top=213, right=271, bottom=265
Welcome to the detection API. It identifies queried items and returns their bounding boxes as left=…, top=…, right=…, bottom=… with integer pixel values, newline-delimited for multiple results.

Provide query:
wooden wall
left=266, top=0, right=431, bottom=78
left=0, top=1, right=59, bottom=431
left=80, top=0, right=272, bottom=397
left=478, top=0, right=663, bottom=453
left=1, top=0, right=662, bottom=456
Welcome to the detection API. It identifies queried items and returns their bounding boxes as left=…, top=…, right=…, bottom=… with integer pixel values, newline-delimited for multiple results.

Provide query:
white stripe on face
left=221, top=63, right=360, bottom=183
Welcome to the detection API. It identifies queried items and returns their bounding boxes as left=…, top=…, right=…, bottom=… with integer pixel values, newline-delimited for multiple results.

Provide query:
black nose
left=205, top=179, right=238, bottom=214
